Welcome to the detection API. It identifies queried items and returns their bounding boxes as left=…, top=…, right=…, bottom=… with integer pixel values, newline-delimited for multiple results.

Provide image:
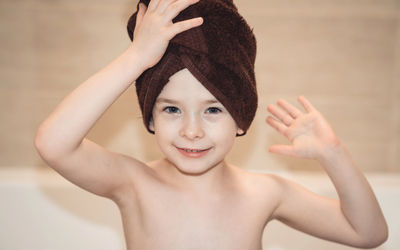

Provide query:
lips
left=176, top=147, right=211, bottom=158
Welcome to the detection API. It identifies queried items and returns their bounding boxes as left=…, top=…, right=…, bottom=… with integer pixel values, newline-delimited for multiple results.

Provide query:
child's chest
left=118, top=174, right=277, bottom=250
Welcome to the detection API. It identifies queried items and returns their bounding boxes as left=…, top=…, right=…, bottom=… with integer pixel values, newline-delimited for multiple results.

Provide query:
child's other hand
left=130, top=0, right=203, bottom=70
left=266, top=96, right=341, bottom=161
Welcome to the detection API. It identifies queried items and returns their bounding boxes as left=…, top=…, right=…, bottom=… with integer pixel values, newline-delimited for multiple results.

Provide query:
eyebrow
left=155, top=98, right=220, bottom=105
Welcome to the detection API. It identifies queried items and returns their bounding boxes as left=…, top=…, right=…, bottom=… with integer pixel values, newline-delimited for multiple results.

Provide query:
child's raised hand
left=130, top=0, right=203, bottom=70
left=266, top=96, right=341, bottom=161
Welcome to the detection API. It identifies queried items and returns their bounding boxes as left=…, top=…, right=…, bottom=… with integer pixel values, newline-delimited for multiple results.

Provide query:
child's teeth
left=185, top=149, right=201, bottom=152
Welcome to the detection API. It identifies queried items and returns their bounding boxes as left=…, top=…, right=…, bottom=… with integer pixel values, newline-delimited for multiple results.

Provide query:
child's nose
left=179, top=115, right=205, bottom=140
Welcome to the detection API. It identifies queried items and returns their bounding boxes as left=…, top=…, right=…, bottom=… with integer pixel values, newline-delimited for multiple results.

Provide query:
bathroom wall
left=0, top=0, right=399, bottom=172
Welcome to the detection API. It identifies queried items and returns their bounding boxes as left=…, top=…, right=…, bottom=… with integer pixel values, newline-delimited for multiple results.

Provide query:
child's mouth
left=176, top=147, right=211, bottom=158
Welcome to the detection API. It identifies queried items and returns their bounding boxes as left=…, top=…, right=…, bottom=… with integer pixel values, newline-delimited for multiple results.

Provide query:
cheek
left=153, top=116, right=180, bottom=141
left=154, top=122, right=176, bottom=154
left=208, top=126, right=236, bottom=156
left=153, top=113, right=177, bottom=130
left=205, top=117, right=237, bottom=140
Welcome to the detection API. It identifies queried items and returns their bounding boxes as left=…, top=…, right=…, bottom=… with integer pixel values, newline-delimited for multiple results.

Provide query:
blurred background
left=0, top=0, right=399, bottom=249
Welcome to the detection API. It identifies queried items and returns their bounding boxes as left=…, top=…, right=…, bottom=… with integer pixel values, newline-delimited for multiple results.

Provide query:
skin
left=148, top=67, right=244, bottom=193
left=34, top=0, right=388, bottom=249
left=266, top=97, right=389, bottom=248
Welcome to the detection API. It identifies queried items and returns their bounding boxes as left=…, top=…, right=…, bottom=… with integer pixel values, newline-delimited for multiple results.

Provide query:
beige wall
left=1, top=0, right=399, bottom=172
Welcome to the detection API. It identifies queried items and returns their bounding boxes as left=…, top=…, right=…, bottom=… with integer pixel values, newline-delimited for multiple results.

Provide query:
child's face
left=150, top=68, right=243, bottom=174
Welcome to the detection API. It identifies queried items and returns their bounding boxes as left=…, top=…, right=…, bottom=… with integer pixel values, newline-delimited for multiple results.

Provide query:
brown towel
left=127, top=0, right=257, bottom=136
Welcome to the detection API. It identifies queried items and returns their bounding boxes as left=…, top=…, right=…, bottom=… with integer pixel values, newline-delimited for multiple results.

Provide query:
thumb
left=268, top=145, right=296, bottom=157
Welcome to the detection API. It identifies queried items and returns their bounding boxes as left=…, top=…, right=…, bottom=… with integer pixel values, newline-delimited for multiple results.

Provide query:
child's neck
left=156, top=158, right=238, bottom=196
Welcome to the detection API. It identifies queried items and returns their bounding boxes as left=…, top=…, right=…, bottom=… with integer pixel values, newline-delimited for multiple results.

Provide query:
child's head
left=127, top=0, right=257, bottom=136
left=150, top=67, right=242, bottom=173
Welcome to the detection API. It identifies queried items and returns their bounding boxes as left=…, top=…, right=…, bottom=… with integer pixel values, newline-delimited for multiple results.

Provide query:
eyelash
left=162, top=106, right=222, bottom=114
left=206, top=107, right=222, bottom=114
left=163, top=106, right=180, bottom=114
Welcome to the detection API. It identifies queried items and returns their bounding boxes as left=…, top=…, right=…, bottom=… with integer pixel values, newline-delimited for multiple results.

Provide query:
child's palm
left=267, top=96, right=340, bottom=160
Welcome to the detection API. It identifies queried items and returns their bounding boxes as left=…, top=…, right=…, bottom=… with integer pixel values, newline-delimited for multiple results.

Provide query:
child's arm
left=266, top=96, right=388, bottom=248
left=34, top=0, right=203, bottom=200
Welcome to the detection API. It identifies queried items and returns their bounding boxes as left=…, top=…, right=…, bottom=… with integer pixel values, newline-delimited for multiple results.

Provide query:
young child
left=34, top=0, right=388, bottom=249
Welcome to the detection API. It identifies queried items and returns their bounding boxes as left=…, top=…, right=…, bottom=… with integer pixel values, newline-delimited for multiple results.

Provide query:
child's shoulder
left=237, top=167, right=287, bottom=189
left=230, top=167, right=291, bottom=221
left=246, top=171, right=303, bottom=203
left=231, top=166, right=286, bottom=200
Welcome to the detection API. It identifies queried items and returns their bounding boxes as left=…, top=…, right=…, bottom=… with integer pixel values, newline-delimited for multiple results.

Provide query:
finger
left=267, top=104, right=293, bottom=127
left=147, top=0, right=162, bottom=12
left=167, top=17, right=203, bottom=39
left=269, top=145, right=296, bottom=157
left=266, top=116, right=288, bottom=137
left=135, top=3, right=147, bottom=28
left=298, top=95, right=316, bottom=113
left=164, top=0, right=200, bottom=22
left=157, top=0, right=178, bottom=14
left=277, top=99, right=302, bottom=119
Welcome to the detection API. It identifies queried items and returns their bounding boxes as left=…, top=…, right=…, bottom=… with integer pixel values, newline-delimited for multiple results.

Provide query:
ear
left=237, top=128, right=245, bottom=136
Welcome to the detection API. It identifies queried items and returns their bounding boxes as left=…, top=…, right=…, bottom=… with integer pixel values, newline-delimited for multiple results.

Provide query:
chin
left=168, top=156, right=224, bottom=176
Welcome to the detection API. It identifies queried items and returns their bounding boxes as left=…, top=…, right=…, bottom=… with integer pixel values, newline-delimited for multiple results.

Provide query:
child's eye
left=206, top=107, right=222, bottom=114
left=164, top=106, right=181, bottom=114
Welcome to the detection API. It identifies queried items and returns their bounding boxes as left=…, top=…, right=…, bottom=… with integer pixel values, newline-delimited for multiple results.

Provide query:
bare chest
left=118, top=176, right=276, bottom=250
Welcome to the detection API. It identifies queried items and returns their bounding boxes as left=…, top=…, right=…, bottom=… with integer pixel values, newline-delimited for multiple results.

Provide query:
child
left=34, top=0, right=388, bottom=249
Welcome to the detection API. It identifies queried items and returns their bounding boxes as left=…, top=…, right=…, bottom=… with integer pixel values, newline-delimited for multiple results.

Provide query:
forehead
left=157, top=68, right=218, bottom=101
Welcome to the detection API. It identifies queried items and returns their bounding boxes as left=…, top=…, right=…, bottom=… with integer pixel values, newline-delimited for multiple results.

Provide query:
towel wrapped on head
left=127, top=0, right=257, bottom=136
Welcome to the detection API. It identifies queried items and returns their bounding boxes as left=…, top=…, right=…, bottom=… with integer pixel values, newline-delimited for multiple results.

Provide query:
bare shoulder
left=251, top=171, right=297, bottom=194
left=238, top=169, right=285, bottom=193
left=253, top=173, right=293, bottom=203
left=232, top=167, right=284, bottom=202
left=229, top=167, right=288, bottom=223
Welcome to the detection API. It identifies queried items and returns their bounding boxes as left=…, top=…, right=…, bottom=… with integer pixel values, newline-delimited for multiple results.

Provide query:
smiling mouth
left=181, top=148, right=208, bottom=152
left=176, top=147, right=211, bottom=158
